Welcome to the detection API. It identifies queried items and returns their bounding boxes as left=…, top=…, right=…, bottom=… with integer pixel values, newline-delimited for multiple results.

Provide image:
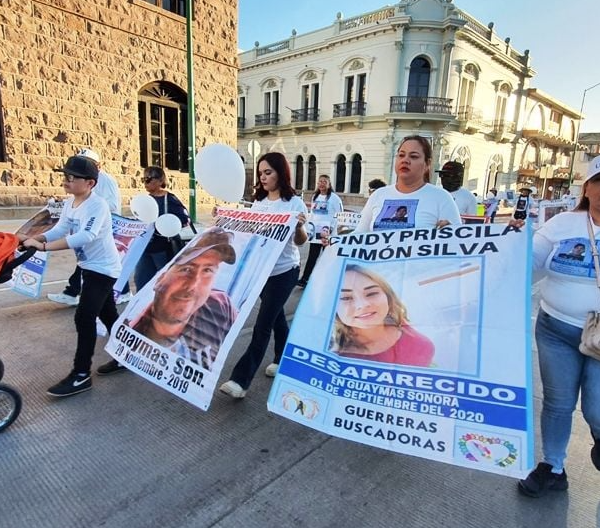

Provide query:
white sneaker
left=47, top=293, right=79, bottom=306
left=116, top=292, right=132, bottom=305
left=265, top=363, right=279, bottom=377
left=219, top=380, right=247, bottom=399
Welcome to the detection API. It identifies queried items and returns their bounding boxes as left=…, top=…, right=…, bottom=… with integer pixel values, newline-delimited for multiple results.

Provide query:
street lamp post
left=569, top=81, right=600, bottom=185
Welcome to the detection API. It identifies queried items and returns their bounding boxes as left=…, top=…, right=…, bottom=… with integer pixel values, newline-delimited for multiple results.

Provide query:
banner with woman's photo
left=104, top=208, right=297, bottom=410
left=268, top=224, right=533, bottom=478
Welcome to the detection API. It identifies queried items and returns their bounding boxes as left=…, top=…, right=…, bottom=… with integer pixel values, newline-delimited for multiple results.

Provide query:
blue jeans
left=134, top=251, right=170, bottom=291
left=536, top=309, right=600, bottom=471
left=73, top=270, right=118, bottom=374
left=230, top=266, right=299, bottom=390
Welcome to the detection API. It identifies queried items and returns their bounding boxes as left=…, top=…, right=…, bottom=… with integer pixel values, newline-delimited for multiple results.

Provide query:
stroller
left=0, top=232, right=34, bottom=431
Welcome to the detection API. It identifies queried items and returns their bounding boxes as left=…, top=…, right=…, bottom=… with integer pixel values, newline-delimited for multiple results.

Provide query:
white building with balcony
left=237, top=0, right=580, bottom=204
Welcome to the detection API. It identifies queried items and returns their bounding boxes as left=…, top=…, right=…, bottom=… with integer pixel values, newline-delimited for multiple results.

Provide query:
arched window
left=295, top=155, right=304, bottom=190
left=335, top=154, right=346, bottom=193
left=138, top=81, right=188, bottom=171
left=407, top=57, right=431, bottom=113
left=457, top=63, right=479, bottom=117
left=494, top=83, right=512, bottom=124
left=350, top=154, right=362, bottom=193
left=307, top=155, right=317, bottom=190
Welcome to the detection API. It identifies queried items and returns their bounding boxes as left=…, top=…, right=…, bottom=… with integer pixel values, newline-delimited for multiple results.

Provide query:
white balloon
left=195, top=143, right=245, bottom=202
left=130, top=194, right=159, bottom=223
left=155, top=213, right=182, bottom=237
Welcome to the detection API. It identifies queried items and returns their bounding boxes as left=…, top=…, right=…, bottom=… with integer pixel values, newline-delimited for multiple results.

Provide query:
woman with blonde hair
left=331, top=264, right=434, bottom=367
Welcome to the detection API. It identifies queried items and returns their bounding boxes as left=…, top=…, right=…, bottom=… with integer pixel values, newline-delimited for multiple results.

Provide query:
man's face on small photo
left=153, top=249, right=222, bottom=326
left=572, top=244, right=585, bottom=256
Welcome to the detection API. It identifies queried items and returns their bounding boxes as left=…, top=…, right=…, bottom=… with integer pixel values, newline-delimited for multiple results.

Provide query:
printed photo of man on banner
left=334, top=211, right=362, bottom=235
left=10, top=200, right=65, bottom=297
left=268, top=223, right=534, bottom=478
left=105, top=209, right=297, bottom=410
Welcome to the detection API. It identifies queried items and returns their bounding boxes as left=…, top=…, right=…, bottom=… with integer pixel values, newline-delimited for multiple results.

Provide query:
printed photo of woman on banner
left=323, top=258, right=483, bottom=374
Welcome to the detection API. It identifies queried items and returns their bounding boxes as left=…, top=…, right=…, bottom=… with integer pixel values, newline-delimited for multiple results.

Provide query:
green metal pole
left=186, top=0, right=197, bottom=222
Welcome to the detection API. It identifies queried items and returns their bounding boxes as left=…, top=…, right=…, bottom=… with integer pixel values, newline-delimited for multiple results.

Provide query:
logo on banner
left=457, top=432, right=518, bottom=468
left=281, top=391, right=320, bottom=420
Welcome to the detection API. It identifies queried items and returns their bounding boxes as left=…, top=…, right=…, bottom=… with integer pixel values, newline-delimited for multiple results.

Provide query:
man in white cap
left=513, top=185, right=537, bottom=220
left=48, top=148, right=128, bottom=305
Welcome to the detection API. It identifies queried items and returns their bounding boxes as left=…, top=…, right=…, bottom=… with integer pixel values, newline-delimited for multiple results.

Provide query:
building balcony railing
left=389, top=96, right=453, bottom=115
left=457, top=105, right=483, bottom=123
left=255, top=39, right=290, bottom=57
left=254, top=113, right=280, bottom=126
left=237, top=117, right=246, bottom=129
left=290, top=107, right=320, bottom=122
left=490, top=120, right=516, bottom=134
left=333, top=101, right=366, bottom=118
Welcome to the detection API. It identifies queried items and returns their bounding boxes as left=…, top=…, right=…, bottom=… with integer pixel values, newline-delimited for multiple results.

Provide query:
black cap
left=435, top=161, right=464, bottom=177
left=56, top=156, right=99, bottom=181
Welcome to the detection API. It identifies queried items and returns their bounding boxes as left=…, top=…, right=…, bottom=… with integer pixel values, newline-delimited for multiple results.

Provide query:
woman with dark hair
left=330, top=264, right=434, bottom=367
left=356, top=135, right=461, bottom=232
left=518, top=157, right=600, bottom=498
left=298, top=175, right=343, bottom=288
left=220, top=152, right=308, bottom=398
left=134, top=166, right=189, bottom=291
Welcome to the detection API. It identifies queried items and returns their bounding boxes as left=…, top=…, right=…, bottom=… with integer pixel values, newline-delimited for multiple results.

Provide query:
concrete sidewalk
left=0, top=237, right=599, bottom=528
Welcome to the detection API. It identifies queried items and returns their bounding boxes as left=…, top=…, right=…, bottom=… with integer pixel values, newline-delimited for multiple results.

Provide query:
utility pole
left=569, top=81, right=600, bottom=186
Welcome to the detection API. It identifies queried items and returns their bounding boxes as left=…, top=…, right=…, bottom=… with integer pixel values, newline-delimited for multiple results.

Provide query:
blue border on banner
left=524, top=221, right=535, bottom=468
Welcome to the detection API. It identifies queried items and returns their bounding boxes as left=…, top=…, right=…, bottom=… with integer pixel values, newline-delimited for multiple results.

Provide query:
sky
left=238, top=0, right=600, bottom=133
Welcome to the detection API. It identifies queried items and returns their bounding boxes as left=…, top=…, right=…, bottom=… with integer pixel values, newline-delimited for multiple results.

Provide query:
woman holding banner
left=134, top=166, right=190, bottom=290
left=297, top=175, right=343, bottom=288
left=518, top=158, right=600, bottom=498
left=356, top=135, right=461, bottom=232
left=220, top=152, right=308, bottom=399
left=330, top=264, right=434, bottom=367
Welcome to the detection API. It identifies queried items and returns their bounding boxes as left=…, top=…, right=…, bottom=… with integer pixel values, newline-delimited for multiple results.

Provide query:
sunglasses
left=62, top=174, right=87, bottom=182
left=143, top=176, right=160, bottom=184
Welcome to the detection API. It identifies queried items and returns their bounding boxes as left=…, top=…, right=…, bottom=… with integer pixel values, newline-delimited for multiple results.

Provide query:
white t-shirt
left=94, top=170, right=122, bottom=214
left=44, top=193, right=122, bottom=278
left=451, top=187, right=478, bottom=215
left=355, top=184, right=461, bottom=232
left=534, top=211, right=599, bottom=327
left=308, top=192, right=344, bottom=244
left=251, top=195, right=308, bottom=276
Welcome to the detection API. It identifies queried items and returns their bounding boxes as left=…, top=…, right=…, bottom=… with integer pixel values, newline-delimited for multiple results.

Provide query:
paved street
left=0, top=218, right=599, bottom=528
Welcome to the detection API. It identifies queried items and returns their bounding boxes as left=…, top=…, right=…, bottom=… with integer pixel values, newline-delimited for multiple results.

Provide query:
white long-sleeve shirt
left=44, top=193, right=121, bottom=278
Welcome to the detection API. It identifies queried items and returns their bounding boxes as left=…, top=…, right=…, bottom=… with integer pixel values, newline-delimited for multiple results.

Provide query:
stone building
left=237, top=0, right=580, bottom=207
left=0, top=0, right=238, bottom=208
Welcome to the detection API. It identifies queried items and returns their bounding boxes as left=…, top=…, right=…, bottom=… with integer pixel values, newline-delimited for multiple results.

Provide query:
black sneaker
left=97, top=359, right=127, bottom=376
left=592, top=438, right=600, bottom=471
left=518, top=462, right=568, bottom=498
left=47, top=372, right=91, bottom=398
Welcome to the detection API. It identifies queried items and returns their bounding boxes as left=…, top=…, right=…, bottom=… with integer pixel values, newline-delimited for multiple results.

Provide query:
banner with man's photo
left=104, top=208, right=298, bottom=410
left=11, top=200, right=64, bottom=297
left=268, top=224, right=534, bottom=478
